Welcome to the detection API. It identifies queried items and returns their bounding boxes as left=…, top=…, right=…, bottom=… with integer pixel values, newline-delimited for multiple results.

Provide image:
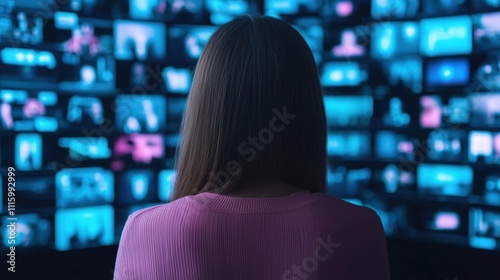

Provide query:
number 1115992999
left=7, top=167, right=16, bottom=216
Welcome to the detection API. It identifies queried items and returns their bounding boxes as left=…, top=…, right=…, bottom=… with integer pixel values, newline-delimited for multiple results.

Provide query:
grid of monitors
left=322, top=0, right=500, bottom=252
left=0, top=0, right=500, bottom=253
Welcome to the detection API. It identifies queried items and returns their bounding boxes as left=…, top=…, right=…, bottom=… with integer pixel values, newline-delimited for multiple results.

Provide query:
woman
left=114, top=15, right=390, bottom=280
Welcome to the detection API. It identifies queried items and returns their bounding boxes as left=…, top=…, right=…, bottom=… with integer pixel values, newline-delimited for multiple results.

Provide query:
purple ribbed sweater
left=114, top=191, right=390, bottom=279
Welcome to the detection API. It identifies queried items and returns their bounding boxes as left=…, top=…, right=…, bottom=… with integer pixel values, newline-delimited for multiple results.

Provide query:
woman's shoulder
left=310, top=192, right=383, bottom=223
left=127, top=196, right=194, bottom=221
left=127, top=204, right=166, bottom=220
left=122, top=197, right=204, bottom=239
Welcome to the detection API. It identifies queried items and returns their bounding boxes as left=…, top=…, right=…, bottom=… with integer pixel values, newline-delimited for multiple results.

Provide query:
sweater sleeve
left=113, top=205, right=167, bottom=280
left=114, top=214, right=135, bottom=280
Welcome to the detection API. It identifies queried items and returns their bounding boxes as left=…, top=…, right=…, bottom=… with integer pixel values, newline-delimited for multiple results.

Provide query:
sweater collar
left=186, top=190, right=322, bottom=213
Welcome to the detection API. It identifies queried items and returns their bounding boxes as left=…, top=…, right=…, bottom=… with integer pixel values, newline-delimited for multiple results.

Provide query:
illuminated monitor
left=327, top=165, right=371, bottom=197
left=324, top=95, right=373, bottom=126
left=373, top=164, right=415, bottom=194
left=0, top=8, right=44, bottom=45
left=111, top=134, right=165, bottom=171
left=65, top=96, right=106, bottom=128
left=265, top=0, right=320, bottom=18
left=425, top=58, right=469, bottom=87
left=55, top=168, right=114, bottom=208
left=128, top=0, right=163, bottom=19
left=122, top=0, right=205, bottom=22
left=471, top=52, right=500, bottom=92
left=324, top=0, right=370, bottom=22
left=422, top=0, right=468, bottom=16
left=378, top=57, right=422, bottom=93
left=468, top=131, right=500, bottom=165
left=417, top=164, right=473, bottom=197
left=469, top=94, right=500, bottom=127
left=427, top=211, right=462, bottom=231
left=327, top=131, right=370, bottom=158
left=206, top=0, right=256, bottom=25
left=0, top=90, right=60, bottom=132
left=55, top=205, right=114, bottom=251
left=114, top=20, right=166, bottom=61
left=58, top=137, right=112, bottom=160
left=469, top=208, right=500, bottom=250
left=419, top=95, right=470, bottom=128
left=162, top=67, right=193, bottom=94
left=54, top=12, right=116, bottom=94
left=115, top=95, right=167, bottom=133
left=484, top=175, right=500, bottom=206
left=15, top=133, right=43, bottom=171
left=0, top=48, right=58, bottom=87
left=415, top=208, right=467, bottom=237
left=375, top=131, right=419, bottom=161
left=326, top=26, right=369, bottom=59
left=426, top=130, right=465, bottom=162
left=167, top=25, right=217, bottom=61
left=321, top=62, right=367, bottom=87
left=473, top=12, right=500, bottom=51
left=374, top=96, right=413, bottom=127
left=371, top=0, right=420, bottom=19
left=116, top=170, right=158, bottom=204
left=420, top=16, right=472, bottom=57
left=372, top=22, right=419, bottom=59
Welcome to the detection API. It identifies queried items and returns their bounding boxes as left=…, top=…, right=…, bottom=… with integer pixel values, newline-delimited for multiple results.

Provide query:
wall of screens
left=0, top=0, right=500, bottom=253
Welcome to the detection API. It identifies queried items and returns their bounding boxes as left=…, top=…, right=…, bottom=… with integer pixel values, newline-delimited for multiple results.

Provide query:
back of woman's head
left=173, top=15, right=326, bottom=200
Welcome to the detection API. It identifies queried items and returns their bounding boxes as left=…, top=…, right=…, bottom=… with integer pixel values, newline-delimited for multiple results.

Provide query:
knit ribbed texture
left=114, top=191, right=390, bottom=280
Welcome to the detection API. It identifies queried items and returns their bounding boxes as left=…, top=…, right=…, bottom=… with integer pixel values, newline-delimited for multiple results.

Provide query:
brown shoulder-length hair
left=172, top=15, right=326, bottom=200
